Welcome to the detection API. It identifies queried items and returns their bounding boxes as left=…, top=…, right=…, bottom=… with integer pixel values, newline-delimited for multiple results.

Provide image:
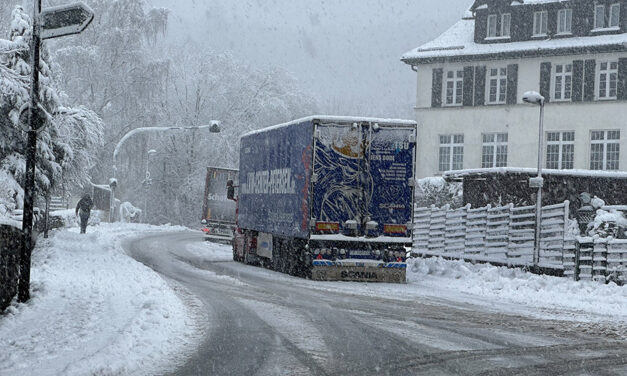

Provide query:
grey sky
left=151, top=0, right=472, bottom=118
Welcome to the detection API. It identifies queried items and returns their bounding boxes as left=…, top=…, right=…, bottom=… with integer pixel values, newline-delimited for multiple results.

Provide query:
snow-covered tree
left=140, top=47, right=317, bottom=226
left=52, top=0, right=170, bottom=187
left=0, top=5, right=104, bottom=214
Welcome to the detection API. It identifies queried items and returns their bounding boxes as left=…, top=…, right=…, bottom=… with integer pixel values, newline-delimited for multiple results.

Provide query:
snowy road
left=124, top=231, right=627, bottom=376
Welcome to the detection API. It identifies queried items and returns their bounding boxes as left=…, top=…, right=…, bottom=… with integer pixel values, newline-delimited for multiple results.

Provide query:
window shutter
left=463, top=66, right=474, bottom=106
left=506, top=64, right=518, bottom=105
left=572, top=60, right=584, bottom=102
left=617, top=58, right=627, bottom=100
left=474, top=66, right=486, bottom=106
left=539, top=62, right=551, bottom=102
left=432, top=68, right=443, bottom=108
left=584, top=59, right=596, bottom=102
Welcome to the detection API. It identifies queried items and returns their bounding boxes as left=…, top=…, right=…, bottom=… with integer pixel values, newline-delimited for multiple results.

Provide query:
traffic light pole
left=18, top=0, right=42, bottom=303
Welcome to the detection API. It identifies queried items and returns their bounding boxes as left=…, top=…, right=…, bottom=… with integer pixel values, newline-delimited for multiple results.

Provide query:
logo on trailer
left=241, top=168, right=296, bottom=194
left=340, top=271, right=378, bottom=280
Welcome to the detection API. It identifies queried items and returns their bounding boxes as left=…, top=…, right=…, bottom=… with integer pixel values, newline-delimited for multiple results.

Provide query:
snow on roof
left=512, top=0, right=568, bottom=5
left=402, top=18, right=627, bottom=63
left=471, top=0, right=566, bottom=10
left=241, top=115, right=417, bottom=138
left=444, top=167, right=627, bottom=180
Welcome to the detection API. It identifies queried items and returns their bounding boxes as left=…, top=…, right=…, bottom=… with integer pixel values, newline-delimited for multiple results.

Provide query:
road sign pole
left=18, top=0, right=42, bottom=303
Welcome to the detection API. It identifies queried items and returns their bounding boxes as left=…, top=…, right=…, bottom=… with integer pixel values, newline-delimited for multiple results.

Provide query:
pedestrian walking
left=75, top=194, right=94, bottom=234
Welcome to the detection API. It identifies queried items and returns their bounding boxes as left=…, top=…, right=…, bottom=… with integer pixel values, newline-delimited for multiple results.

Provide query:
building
left=402, top=0, right=627, bottom=179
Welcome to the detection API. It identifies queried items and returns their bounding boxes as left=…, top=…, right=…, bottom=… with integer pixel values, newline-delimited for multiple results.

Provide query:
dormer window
left=501, top=14, right=511, bottom=37
left=533, top=11, right=548, bottom=36
left=487, top=14, right=498, bottom=37
left=610, top=3, right=621, bottom=27
left=594, top=3, right=621, bottom=30
left=486, top=13, right=511, bottom=39
left=557, top=9, right=572, bottom=34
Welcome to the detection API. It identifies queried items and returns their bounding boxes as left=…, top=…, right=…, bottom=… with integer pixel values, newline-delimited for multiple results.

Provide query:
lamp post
left=142, top=149, right=157, bottom=223
left=109, top=121, right=221, bottom=222
left=522, top=91, right=545, bottom=268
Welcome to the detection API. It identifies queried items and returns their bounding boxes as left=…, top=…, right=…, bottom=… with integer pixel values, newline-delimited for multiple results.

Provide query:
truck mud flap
left=311, top=260, right=406, bottom=283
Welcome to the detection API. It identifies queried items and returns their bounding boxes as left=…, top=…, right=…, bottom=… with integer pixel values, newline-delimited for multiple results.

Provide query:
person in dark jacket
left=75, top=194, right=94, bottom=234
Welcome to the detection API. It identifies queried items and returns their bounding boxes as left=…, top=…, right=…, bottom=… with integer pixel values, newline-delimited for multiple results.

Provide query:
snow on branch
left=0, top=38, right=28, bottom=55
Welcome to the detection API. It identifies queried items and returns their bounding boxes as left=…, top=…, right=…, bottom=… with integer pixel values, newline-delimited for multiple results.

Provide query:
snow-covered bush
left=119, top=202, right=141, bottom=223
left=588, top=209, right=627, bottom=239
left=414, top=177, right=463, bottom=208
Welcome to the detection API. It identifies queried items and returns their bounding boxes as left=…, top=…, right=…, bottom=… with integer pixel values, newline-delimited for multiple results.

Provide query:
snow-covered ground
left=187, top=241, right=627, bottom=333
left=0, top=223, right=204, bottom=376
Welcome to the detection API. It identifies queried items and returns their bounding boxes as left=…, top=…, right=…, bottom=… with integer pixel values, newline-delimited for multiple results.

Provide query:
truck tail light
left=315, top=221, right=340, bottom=233
left=248, top=236, right=257, bottom=251
left=383, top=224, right=407, bottom=235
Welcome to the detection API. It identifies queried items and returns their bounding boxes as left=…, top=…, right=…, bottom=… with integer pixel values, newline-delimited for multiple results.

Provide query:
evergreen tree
left=0, top=5, right=104, bottom=214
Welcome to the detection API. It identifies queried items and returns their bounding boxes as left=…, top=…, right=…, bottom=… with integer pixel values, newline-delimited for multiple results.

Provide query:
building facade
left=402, top=0, right=627, bottom=178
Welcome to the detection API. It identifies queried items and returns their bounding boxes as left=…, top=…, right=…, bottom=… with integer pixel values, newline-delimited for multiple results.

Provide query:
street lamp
left=109, top=121, right=221, bottom=222
left=522, top=91, right=545, bottom=267
left=142, top=149, right=157, bottom=223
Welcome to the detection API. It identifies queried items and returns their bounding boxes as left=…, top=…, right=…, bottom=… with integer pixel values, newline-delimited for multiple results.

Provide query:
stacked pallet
left=606, top=240, right=627, bottom=284
left=508, top=205, right=535, bottom=264
left=464, top=206, right=488, bottom=259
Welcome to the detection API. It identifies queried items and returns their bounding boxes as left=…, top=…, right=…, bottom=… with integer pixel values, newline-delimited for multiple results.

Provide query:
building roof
left=401, top=18, right=627, bottom=64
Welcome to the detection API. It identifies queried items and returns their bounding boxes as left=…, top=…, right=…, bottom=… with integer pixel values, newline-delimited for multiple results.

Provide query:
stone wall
left=0, top=225, right=22, bottom=311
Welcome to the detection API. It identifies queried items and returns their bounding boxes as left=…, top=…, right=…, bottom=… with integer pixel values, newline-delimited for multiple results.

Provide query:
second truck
left=230, top=116, right=417, bottom=283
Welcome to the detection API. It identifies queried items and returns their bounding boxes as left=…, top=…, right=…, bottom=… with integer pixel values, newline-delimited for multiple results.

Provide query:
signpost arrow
left=40, top=2, right=94, bottom=40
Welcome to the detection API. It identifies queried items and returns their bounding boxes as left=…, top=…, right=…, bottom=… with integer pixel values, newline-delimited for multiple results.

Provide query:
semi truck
left=201, top=166, right=238, bottom=243
left=230, top=116, right=417, bottom=283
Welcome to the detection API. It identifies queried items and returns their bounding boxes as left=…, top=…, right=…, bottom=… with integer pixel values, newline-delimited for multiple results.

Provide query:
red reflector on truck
left=383, top=224, right=406, bottom=234
left=316, top=222, right=340, bottom=232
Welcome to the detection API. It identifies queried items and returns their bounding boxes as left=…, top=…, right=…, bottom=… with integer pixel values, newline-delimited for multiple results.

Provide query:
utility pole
left=18, top=0, right=42, bottom=303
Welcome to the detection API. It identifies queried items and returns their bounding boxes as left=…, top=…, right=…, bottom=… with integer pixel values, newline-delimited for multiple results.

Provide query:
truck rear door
left=365, top=125, right=416, bottom=239
left=312, top=121, right=367, bottom=234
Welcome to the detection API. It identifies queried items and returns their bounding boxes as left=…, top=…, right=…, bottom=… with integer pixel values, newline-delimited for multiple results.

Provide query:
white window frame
left=546, top=131, right=575, bottom=169
left=590, top=130, right=620, bottom=170
left=439, top=134, right=464, bottom=172
left=533, top=10, right=548, bottom=36
left=501, top=13, right=511, bottom=37
left=486, top=67, right=507, bottom=104
left=444, top=70, right=464, bottom=106
left=487, top=14, right=498, bottom=38
left=552, top=63, right=573, bottom=102
left=597, top=61, right=619, bottom=100
left=610, top=3, right=621, bottom=28
left=594, top=4, right=606, bottom=29
left=557, top=9, right=572, bottom=34
left=482, top=133, right=508, bottom=168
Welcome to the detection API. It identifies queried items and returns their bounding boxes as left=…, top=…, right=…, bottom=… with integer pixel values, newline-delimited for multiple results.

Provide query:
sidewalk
left=0, top=223, right=203, bottom=376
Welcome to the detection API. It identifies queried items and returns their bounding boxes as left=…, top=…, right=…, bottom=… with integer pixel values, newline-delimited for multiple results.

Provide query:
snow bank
left=0, top=223, right=202, bottom=376
left=49, top=208, right=102, bottom=227
left=406, top=257, right=627, bottom=325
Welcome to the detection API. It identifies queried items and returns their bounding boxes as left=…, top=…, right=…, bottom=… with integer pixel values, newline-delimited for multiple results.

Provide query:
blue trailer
left=232, top=116, right=417, bottom=282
